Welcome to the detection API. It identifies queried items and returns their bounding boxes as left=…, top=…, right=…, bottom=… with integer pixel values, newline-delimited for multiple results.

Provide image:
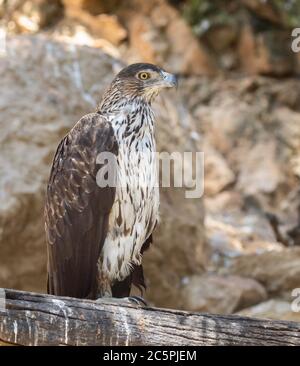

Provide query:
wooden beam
left=0, top=340, right=15, bottom=346
left=0, top=288, right=300, bottom=346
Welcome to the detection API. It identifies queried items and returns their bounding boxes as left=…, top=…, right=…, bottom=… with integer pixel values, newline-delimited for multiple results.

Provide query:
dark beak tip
left=162, top=71, right=178, bottom=88
left=171, top=74, right=178, bottom=89
left=174, top=75, right=178, bottom=88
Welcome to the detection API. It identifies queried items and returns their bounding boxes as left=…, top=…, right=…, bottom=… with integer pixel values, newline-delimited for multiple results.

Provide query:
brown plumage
left=45, top=63, right=177, bottom=300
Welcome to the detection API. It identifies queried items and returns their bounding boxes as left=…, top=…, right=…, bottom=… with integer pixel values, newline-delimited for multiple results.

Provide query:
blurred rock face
left=181, top=76, right=300, bottom=207
left=118, top=0, right=217, bottom=76
left=1, top=0, right=64, bottom=33
left=238, top=300, right=300, bottom=322
left=1, top=0, right=217, bottom=76
left=0, top=35, right=205, bottom=309
left=221, top=248, right=300, bottom=296
left=180, top=274, right=267, bottom=314
left=175, top=74, right=300, bottom=319
left=238, top=25, right=294, bottom=76
left=2, top=0, right=300, bottom=76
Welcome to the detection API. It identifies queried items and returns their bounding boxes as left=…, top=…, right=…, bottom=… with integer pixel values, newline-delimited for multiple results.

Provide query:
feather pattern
left=97, top=98, right=159, bottom=296
left=45, top=113, right=118, bottom=298
left=45, top=63, right=176, bottom=299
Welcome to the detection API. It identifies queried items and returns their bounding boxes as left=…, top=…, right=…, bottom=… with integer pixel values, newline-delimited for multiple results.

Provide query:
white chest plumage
left=100, top=101, right=159, bottom=288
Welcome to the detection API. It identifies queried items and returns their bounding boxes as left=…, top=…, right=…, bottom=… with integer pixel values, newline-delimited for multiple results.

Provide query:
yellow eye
left=138, top=72, right=150, bottom=80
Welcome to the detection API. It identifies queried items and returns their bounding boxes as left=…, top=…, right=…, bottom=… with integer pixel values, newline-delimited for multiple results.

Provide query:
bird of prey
left=45, top=63, right=177, bottom=301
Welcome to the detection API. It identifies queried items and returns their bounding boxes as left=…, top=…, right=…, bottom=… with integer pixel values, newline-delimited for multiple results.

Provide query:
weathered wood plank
left=0, top=340, right=15, bottom=346
left=0, top=288, right=300, bottom=346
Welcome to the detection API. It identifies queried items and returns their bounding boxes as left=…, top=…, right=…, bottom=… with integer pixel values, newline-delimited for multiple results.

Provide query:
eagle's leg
left=111, top=269, right=148, bottom=306
left=96, top=274, right=147, bottom=307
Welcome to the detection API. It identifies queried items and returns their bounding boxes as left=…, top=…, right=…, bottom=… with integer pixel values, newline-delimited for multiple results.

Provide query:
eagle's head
left=112, top=63, right=178, bottom=102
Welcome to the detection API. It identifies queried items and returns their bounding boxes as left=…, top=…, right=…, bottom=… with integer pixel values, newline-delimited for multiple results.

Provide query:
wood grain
left=0, top=288, right=300, bottom=346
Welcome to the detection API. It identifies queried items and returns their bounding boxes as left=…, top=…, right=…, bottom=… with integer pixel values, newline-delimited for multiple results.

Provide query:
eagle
left=45, top=63, right=177, bottom=302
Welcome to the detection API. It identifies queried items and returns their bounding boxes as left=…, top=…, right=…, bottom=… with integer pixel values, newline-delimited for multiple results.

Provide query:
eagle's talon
left=95, top=296, right=147, bottom=308
left=128, top=296, right=148, bottom=307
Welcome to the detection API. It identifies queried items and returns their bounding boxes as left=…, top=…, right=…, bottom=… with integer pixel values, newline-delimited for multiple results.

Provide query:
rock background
left=0, top=0, right=300, bottom=320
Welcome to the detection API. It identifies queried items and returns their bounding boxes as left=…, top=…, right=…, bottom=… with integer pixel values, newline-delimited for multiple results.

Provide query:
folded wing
left=45, top=113, right=118, bottom=299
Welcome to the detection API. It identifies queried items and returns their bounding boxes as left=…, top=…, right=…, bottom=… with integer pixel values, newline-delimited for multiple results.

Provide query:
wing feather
left=45, top=113, right=118, bottom=299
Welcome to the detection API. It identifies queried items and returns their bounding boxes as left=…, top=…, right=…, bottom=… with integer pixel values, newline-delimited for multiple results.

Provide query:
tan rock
left=180, top=274, right=267, bottom=314
left=221, top=248, right=300, bottom=296
left=62, top=0, right=118, bottom=15
left=202, top=24, right=238, bottom=53
left=50, top=21, right=121, bottom=58
left=0, top=35, right=206, bottom=309
left=123, top=14, right=159, bottom=65
left=121, top=0, right=216, bottom=76
left=237, top=140, right=283, bottom=196
left=165, top=14, right=216, bottom=76
left=275, top=107, right=300, bottom=153
left=205, top=191, right=243, bottom=216
left=8, top=0, right=64, bottom=33
left=194, top=90, right=255, bottom=156
left=63, top=7, right=127, bottom=46
left=203, top=142, right=235, bottom=196
left=190, top=76, right=300, bottom=215
left=237, top=299, right=300, bottom=322
left=205, top=212, right=283, bottom=269
left=238, top=25, right=294, bottom=76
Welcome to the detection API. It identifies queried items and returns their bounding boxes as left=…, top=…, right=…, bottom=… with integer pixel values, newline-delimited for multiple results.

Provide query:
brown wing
left=45, top=113, right=118, bottom=299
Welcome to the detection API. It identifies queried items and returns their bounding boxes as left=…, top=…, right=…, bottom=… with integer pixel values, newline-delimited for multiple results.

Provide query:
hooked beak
left=161, top=71, right=178, bottom=88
